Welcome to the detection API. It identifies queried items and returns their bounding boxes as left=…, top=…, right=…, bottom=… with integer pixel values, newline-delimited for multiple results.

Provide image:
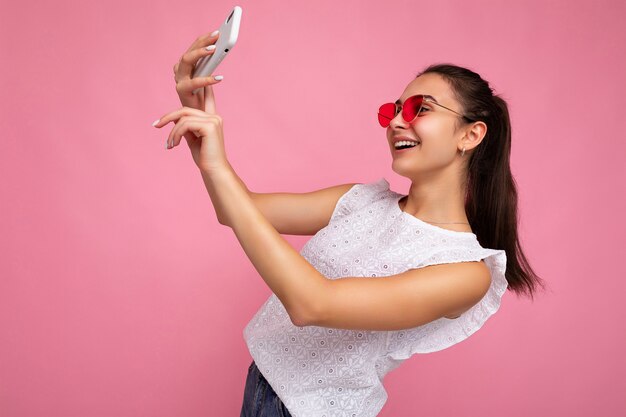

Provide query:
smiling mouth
left=393, top=141, right=421, bottom=150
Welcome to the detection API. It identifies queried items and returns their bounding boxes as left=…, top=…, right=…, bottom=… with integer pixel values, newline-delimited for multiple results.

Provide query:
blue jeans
left=240, top=360, right=293, bottom=417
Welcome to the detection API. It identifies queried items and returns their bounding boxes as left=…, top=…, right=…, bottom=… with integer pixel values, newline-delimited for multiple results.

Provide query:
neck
left=401, top=171, right=470, bottom=228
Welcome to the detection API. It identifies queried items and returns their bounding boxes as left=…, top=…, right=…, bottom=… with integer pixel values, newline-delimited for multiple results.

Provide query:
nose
left=389, top=110, right=409, bottom=129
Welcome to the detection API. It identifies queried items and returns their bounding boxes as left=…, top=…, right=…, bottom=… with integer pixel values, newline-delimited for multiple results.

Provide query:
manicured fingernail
left=214, top=75, right=223, bottom=80
left=206, top=45, right=216, bottom=51
left=152, top=119, right=160, bottom=127
left=165, top=141, right=169, bottom=149
left=210, top=30, right=219, bottom=36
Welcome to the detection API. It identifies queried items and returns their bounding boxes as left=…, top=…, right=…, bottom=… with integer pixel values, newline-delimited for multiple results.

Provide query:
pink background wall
left=1, top=0, right=624, bottom=416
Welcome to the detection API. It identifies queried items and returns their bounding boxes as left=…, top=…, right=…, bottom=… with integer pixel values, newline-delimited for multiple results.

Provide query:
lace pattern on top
left=243, top=177, right=508, bottom=417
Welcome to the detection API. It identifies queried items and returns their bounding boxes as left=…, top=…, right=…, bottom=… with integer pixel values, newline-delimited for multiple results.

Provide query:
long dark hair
left=416, top=63, right=546, bottom=300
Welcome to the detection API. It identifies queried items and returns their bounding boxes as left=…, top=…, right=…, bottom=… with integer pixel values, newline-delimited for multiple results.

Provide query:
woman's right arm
left=222, top=183, right=358, bottom=235
left=198, top=162, right=356, bottom=235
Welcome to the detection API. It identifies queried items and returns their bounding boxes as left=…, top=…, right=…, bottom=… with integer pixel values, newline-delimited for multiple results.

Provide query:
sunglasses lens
left=378, top=103, right=395, bottom=127
left=377, top=96, right=424, bottom=127
left=403, top=95, right=423, bottom=122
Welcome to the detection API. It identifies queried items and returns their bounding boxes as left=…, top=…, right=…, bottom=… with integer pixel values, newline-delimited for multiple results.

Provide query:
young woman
left=154, top=30, right=544, bottom=417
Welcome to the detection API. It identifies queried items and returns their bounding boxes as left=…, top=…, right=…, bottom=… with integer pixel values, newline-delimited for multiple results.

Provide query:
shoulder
left=330, top=177, right=391, bottom=221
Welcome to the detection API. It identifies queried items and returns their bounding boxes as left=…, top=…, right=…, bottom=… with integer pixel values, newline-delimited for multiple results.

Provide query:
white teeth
left=394, top=140, right=420, bottom=149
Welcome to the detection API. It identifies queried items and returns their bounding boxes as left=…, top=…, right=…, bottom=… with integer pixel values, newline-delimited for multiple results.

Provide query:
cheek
left=412, top=121, right=456, bottom=158
left=411, top=119, right=447, bottom=142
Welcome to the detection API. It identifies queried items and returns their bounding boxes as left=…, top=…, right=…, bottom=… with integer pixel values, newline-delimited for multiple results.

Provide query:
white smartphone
left=191, top=5, right=242, bottom=95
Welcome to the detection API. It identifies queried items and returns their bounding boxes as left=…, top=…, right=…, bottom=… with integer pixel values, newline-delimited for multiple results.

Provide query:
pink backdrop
left=1, top=0, right=624, bottom=416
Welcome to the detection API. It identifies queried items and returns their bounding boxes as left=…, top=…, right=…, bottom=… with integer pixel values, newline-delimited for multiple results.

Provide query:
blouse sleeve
left=329, top=177, right=390, bottom=222
left=384, top=246, right=508, bottom=359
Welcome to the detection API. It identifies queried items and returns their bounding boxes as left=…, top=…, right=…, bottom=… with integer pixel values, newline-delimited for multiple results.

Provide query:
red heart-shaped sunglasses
left=378, top=95, right=476, bottom=128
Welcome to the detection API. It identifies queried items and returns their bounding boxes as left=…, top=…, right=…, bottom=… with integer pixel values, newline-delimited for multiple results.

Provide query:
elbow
left=289, top=312, right=308, bottom=327
left=289, top=274, right=329, bottom=327
left=289, top=292, right=325, bottom=328
left=289, top=303, right=318, bottom=327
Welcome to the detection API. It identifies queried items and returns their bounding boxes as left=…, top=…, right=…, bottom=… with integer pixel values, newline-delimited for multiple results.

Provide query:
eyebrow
left=395, top=94, right=439, bottom=105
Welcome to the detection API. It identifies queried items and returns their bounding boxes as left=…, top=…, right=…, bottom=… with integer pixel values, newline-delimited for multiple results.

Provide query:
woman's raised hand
left=159, top=30, right=228, bottom=172
left=173, top=30, right=224, bottom=111
left=153, top=85, right=229, bottom=173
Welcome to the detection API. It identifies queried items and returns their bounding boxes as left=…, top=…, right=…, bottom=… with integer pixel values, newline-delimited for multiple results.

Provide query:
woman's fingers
left=204, top=84, right=216, bottom=114
left=175, top=45, right=216, bottom=83
left=166, top=117, right=212, bottom=148
left=154, top=107, right=208, bottom=128
left=185, top=30, right=220, bottom=54
left=174, top=31, right=220, bottom=80
left=175, top=75, right=222, bottom=97
left=153, top=107, right=222, bottom=148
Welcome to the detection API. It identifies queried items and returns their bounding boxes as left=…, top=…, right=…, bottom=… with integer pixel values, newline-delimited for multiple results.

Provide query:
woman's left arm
left=202, top=165, right=328, bottom=326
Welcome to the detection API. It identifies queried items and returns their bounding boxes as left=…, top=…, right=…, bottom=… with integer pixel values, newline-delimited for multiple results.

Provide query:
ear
left=459, top=121, right=487, bottom=152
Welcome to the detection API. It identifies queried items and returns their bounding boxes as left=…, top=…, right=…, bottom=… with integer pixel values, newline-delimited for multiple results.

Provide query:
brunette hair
left=416, top=63, right=547, bottom=300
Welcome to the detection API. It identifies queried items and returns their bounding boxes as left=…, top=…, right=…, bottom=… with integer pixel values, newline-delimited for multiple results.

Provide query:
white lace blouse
left=243, top=177, right=508, bottom=417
